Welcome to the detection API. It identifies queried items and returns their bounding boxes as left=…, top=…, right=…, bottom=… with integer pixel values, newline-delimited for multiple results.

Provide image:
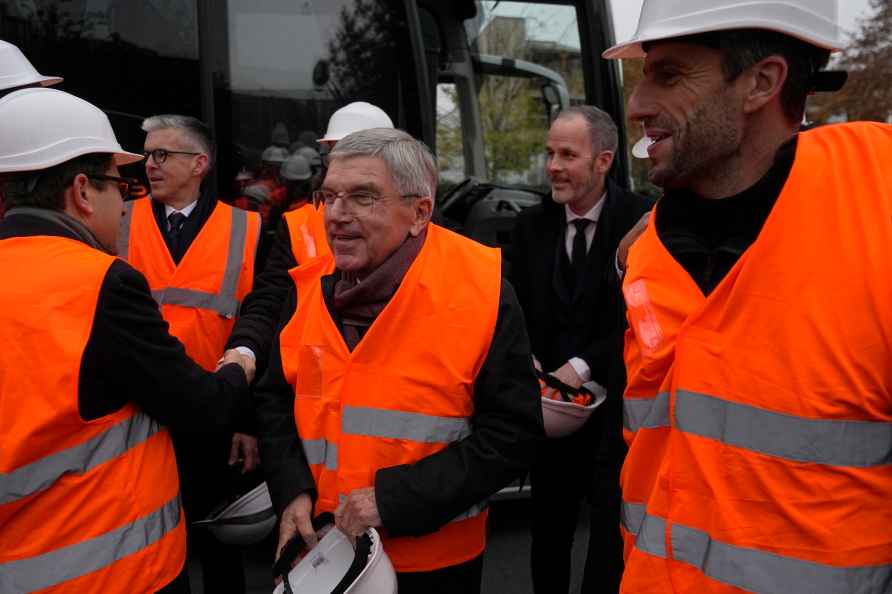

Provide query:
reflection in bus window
left=1, top=0, right=423, bottom=231
left=217, top=0, right=420, bottom=226
left=437, top=82, right=466, bottom=194
left=464, top=2, right=583, bottom=188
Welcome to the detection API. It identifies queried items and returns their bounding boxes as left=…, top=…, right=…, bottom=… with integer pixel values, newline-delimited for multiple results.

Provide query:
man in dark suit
left=511, top=105, right=653, bottom=594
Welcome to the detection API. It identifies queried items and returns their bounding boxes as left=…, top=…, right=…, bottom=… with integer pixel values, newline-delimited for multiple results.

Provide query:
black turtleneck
left=655, top=136, right=798, bottom=295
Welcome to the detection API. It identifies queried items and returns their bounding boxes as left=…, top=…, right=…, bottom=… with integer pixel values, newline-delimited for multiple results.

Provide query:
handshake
left=218, top=348, right=256, bottom=384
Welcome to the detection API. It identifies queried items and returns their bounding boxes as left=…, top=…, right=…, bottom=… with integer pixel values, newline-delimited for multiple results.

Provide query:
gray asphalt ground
left=188, top=498, right=591, bottom=594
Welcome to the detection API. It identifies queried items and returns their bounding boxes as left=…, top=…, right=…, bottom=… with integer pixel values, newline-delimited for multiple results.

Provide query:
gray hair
left=142, top=114, right=216, bottom=171
left=329, top=128, right=437, bottom=198
left=556, top=105, right=618, bottom=155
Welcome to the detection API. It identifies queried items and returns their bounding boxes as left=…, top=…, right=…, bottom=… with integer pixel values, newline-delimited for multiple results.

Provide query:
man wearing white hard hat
left=0, top=39, right=62, bottom=217
left=222, top=103, right=394, bottom=375
left=605, top=1, right=892, bottom=592
left=0, top=39, right=61, bottom=95
left=0, top=88, right=253, bottom=593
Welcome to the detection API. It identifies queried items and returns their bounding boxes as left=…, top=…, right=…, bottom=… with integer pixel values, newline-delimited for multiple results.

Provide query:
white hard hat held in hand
left=0, top=40, right=62, bottom=92
left=603, top=0, right=844, bottom=60
left=272, top=512, right=397, bottom=594
left=319, top=102, right=394, bottom=144
left=0, top=88, right=142, bottom=173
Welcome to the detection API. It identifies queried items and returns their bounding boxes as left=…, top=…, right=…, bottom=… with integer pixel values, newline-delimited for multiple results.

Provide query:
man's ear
left=594, top=150, right=615, bottom=176
left=66, top=173, right=95, bottom=217
left=193, top=153, right=210, bottom=177
left=742, top=55, right=788, bottom=115
left=409, top=195, right=434, bottom=237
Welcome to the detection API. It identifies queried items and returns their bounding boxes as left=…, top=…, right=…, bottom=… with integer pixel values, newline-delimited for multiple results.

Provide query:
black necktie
left=570, top=219, right=591, bottom=291
left=167, top=212, right=187, bottom=255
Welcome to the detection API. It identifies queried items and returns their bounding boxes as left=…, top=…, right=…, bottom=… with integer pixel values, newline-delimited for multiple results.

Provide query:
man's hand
left=275, top=493, right=316, bottom=583
left=617, top=211, right=651, bottom=274
left=229, top=433, right=260, bottom=473
left=221, top=348, right=256, bottom=384
left=532, top=355, right=543, bottom=372
left=551, top=361, right=584, bottom=390
left=334, top=487, right=381, bottom=537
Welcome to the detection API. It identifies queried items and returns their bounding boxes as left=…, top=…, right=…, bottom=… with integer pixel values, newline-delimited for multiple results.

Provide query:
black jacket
left=254, top=254, right=544, bottom=537
left=225, top=218, right=297, bottom=373
left=0, top=212, right=250, bottom=430
left=510, top=180, right=653, bottom=475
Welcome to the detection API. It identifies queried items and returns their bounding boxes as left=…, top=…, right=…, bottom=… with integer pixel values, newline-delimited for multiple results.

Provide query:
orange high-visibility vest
left=279, top=224, right=499, bottom=572
left=119, top=198, right=261, bottom=370
left=619, top=122, right=892, bottom=593
left=284, top=202, right=329, bottom=264
left=0, top=235, right=185, bottom=594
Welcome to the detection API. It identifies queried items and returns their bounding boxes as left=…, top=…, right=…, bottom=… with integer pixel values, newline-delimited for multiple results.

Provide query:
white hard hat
left=280, top=154, right=312, bottom=181
left=296, top=146, right=322, bottom=168
left=538, top=372, right=607, bottom=438
left=261, top=145, right=290, bottom=165
left=193, top=482, right=276, bottom=546
left=242, top=182, right=271, bottom=205
left=0, top=40, right=62, bottom=92
left=0, top=88, right=142, bottom=173
left=603, top=0, right=844, bottom=60
left=273, top=517, right=397, bottom=594
left=319, top=102, right=394, bottom=143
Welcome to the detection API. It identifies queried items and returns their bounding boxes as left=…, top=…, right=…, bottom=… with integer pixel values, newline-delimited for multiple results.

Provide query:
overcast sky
left=609, top=0, right=876, bottom=43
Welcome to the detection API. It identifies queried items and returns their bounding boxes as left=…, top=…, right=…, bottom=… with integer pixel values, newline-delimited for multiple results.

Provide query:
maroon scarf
left=333, top=227, right=427, bottom=349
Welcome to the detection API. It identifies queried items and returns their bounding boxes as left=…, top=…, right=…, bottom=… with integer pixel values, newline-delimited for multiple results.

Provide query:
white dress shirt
left=164, top=200, right=198, bottom=230
left=563, top=193, right=605, bottom=383
left=564, top=193, right=605, bottom=260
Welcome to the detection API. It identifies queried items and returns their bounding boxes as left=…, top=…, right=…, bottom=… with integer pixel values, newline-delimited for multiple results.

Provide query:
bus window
left=467, top=2, right=583, bottom=188
left=437, top=82, right=467, bottom=196
left=213, top=0, right=423, bottom=221
left=0, top=0, right=201, bottom=161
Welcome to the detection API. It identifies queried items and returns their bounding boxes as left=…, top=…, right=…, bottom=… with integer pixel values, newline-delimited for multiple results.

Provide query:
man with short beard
left=511, top=105, right=651, bottom=594
left=605, top=1, right=892, bottom=592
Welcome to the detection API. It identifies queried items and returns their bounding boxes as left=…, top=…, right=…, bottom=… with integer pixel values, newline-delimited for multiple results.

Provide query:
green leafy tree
left=811, top=0, right=892, bottom=123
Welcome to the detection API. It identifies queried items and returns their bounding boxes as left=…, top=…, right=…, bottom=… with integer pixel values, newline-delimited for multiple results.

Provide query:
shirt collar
left=164, top=199, right=199, bottom=219
left=565, top=192, right=606, bottom=224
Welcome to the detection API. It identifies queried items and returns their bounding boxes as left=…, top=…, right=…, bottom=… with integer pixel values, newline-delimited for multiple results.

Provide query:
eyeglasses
left=88, top=174, right=141, bottom=199
left=143, top=148, right=201, bottom=165
left=312, top=190, right=422, bottom=214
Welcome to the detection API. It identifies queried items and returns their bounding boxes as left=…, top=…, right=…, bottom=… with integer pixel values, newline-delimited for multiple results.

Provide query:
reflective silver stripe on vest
left=342, top=406, right=472, bottom=444
left=621, top=501, right=647, bottom=536
left=0, top=413, right=161, bottom=504
left=675, top=390, right=892, bottom=467
left=117, top=200, right=135, bottom=259
left=303, top=438, right=338, bottom=470
left=152, top=207, right=248, bottom=318
left=0, top=494, right=181, bottom=594
left=624, top=392, right=671, bottom=432
left=672, top=522, right=892, bottom=594
left=634, top=512, right=667, bottom=559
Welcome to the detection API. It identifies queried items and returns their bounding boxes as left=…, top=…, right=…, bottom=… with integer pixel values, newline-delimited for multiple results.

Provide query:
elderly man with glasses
left=256, top=128, right=543, bottom=594
left=117, top=114, right=263, bottom=594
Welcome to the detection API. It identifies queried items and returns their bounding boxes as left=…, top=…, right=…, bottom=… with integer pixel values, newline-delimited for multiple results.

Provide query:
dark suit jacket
left=510, top=179, right=653, bottom=483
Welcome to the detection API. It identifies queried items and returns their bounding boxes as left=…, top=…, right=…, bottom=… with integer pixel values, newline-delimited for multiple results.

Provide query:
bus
left=0, top=0, right=626, bottom=251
